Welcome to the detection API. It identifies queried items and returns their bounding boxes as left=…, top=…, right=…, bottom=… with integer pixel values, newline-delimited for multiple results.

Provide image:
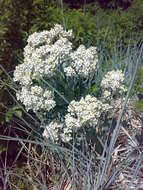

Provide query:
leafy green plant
left=5, top=105, right=22, bottom=123
left=133, top=68, right=143, bottom=99
left=135, top=99, right=143, bottom=112
left=132, top=67, right=143, bottom=112
left=0, top=2, right=143, bottom=189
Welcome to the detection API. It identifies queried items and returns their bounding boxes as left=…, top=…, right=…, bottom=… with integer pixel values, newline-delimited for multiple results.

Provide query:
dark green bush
left=133, top=67, right=143, bottom=112
left=133, top=68, right=143, bottom=99
left=86, top=0, right=143, bottom=46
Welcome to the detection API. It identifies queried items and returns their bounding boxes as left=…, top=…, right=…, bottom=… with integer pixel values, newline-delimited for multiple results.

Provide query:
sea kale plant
left=13, top=24, right=127, bottom=144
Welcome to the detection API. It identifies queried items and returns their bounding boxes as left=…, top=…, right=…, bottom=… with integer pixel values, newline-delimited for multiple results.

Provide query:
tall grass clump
left=0, top=23, right=143, bottom=190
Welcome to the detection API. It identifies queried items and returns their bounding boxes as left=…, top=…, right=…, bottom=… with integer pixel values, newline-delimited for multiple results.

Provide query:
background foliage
left=0, top=1, right=143, bottom=189
left=0, top=0, right=143, bottom=68
left=0, top=0, right=143, bottom=121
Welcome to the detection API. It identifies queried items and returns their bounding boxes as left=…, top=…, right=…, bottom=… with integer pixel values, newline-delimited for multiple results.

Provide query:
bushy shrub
left=133, top=68, right=143, bottom=99
left=133, top=67, right=143, bottom=112
left=86, top=0, right=143, bottom=47
left=13, top=25, right=127, bottom=144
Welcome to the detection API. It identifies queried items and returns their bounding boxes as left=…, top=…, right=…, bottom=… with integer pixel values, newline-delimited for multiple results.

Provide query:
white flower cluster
left=14, top=24, right=73, bottom=83
left=61, top=127, right=73, bottom=142
left=42, top=121, right=63, bottom=142
left=27, top=24, right=73, bottom=47
left=101, top=70, right=127, bottom=101
left=65, top=95, right=110, bottom=130
left=13, top=24, right=99, bottom=112
left=13, top=24, right=129, bottom=144
left=64, top=45, right=98, bottom=77
left=13, top=24, right=74, bottom=112
left=41, top=95, right=111, bottom=143
left=42, top=95, right=111, bottom=143
left=42, top=121, right=73, bottom=143
left=16, top=85, right=56, bottom=112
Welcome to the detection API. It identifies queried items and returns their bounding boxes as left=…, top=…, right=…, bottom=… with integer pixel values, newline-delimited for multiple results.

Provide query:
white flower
left=67, top=45, right=98, bottom=77
left=16, top=86, right=56, bottom=112
left=65, top=95, right=103, bottom=129
left=103, top=90, right=112, bottom=101
left=42, top=121, right=63, bottom=142
left=31, top=85, right=43, bottom=95
left=14, top=25, right=73, bottom=82
left=65, top=114, right=81, bottom=129
left=13, top=24, right=74, bottom=113
left=13, top=24, right=127, bottom=145
left=44, top=99, right=56, bottom=111
left=101, top=70, right=126, bottom=98
left=63, top=94, right=111, bottom=141
left=61, top=127, right=73, bottom=142
left=13, top=64, right=32, bottom=86
left=64, top=66, right=76, bottom=77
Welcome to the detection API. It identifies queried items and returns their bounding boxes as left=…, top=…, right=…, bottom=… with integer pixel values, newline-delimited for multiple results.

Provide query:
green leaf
left=5, top=105, right=22, bottom=123
left=135, top=99, right=143, bottom=112
left=15, top=110, right=22, bottom=118
left=88, top=86, right=100, bottom=96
